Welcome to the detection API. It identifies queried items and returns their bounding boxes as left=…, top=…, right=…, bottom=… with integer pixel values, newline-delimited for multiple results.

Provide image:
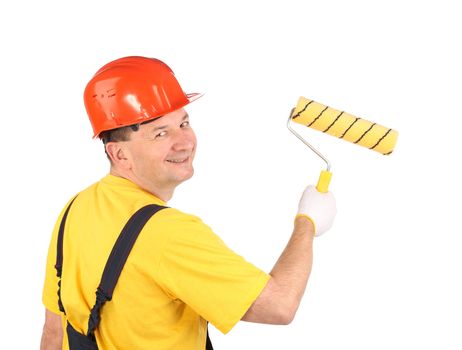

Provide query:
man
left=41, top=56, right=336, bottom=349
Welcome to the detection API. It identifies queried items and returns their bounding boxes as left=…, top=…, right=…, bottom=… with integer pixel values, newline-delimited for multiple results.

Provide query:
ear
left=105, top=142, right=132, bottom=169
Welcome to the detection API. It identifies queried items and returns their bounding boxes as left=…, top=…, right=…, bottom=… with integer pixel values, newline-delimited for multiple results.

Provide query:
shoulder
left=143, top=207, right=225, bottom=247
left=145, top=207, right=212, bottom=234
left=133, top=207, right=222, bottom=265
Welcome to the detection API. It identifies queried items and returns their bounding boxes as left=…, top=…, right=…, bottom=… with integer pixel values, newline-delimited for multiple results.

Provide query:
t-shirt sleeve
left=154, top=211, right=270, bottom=334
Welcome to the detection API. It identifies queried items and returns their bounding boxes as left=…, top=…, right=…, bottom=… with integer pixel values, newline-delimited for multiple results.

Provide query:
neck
left=109, top=167, right=173, bottom=202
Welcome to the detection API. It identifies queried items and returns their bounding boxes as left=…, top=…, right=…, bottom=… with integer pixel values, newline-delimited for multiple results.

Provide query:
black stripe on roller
left=292, top=100, right=314, bottom=119
left=340, top=117, right=360, bottom=139
left=308, top=106, right=329, bottom=127
left=370, top=128, right=392, bottom=150
left=354, top=123, right=376, bottom=144
left=383, top=150, right=393, bottom=155
left=323, top=111, right=344, bottom=133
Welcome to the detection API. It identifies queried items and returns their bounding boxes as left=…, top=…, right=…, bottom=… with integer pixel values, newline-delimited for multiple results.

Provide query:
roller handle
left=316, top=170, right=332, bottom=193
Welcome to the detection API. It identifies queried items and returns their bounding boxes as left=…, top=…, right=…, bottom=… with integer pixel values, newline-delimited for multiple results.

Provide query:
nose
left=172, top=128, right=196, bottom=152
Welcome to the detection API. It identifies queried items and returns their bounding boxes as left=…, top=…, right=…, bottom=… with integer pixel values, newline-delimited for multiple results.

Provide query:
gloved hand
left=297, top=185, right=337, bottom=237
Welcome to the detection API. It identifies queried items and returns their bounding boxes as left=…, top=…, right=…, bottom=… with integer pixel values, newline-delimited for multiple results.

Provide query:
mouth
left=166, top=156, right=190, bottom=164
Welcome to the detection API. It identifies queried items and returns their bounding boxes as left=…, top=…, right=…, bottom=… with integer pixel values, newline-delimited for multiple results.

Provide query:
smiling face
left=106, top=108, right=197, bottom=201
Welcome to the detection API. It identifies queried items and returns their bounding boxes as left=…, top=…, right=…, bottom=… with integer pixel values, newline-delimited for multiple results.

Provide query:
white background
left=1, top=0, right=461, bottom=349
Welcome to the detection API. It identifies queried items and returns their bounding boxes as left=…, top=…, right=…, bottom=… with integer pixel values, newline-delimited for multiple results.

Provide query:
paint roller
left=288, top=97, right=399, bottom=193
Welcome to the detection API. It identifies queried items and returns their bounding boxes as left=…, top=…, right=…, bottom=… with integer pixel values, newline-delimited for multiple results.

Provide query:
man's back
left=42, top=174, right=269, bottom=349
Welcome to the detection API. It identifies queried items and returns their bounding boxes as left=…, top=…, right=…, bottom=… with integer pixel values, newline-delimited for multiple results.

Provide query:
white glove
left=297, top=185, right=337, bottom=236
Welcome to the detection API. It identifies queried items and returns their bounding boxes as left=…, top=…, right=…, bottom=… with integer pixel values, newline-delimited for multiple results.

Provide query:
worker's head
left=84, top=56, right=201, bottom=199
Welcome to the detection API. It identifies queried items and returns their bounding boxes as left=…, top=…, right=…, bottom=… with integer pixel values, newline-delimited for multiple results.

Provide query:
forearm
left=269, top=216, right=315, bottom=319
left=242, top=216, right=315, bottom=324
left=40, top=310, right=63, bottom=350
left=40, top=330, right=62, bottom=350
left=242, top=185, right=335, bottom=325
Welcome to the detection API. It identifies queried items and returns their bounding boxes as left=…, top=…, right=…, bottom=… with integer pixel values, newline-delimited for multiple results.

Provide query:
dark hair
left=99, top=124, right=140, bottom=145
left=99, top=124, right=140, bottom=161
left=99, top=118, right=158, bottom=161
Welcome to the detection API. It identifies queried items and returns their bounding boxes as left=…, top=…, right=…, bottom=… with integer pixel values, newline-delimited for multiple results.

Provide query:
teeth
left=167, top=158, right=187, bottom=163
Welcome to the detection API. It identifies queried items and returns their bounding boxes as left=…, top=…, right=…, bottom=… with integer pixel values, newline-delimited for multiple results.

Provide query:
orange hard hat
left=84, top=56, right=202, bottom=138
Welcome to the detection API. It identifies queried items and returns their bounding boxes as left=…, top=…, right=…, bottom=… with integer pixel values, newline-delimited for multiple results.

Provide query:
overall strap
left=87, top=204, right=167, bottom=338
left=55, top=196, right=79, bottom=314
left=55, top=201, right=213, bottom=349
left=206, top=325, right=214, bottom=350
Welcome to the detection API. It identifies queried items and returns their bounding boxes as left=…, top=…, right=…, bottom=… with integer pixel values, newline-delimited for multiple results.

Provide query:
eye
left=180, top=120, right=190, bottom=128
left=155, top=130, right=167, bottom=138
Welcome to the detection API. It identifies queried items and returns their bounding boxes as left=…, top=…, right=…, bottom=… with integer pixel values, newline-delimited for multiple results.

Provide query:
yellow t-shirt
left=42, top=174, right=270, bottom=350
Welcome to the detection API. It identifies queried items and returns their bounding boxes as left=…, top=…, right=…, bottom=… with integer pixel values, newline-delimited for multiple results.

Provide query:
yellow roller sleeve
left=291, top=97, right=399, bottom=155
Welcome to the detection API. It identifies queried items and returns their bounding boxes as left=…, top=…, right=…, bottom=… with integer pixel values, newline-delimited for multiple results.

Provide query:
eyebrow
left=150, top=113, right=189, bottom=132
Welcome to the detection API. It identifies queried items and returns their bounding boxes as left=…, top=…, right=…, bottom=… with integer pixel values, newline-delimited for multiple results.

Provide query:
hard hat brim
left=92, top=92, right=204, bottom=138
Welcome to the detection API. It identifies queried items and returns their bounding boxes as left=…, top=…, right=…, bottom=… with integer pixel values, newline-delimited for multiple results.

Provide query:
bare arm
left=242, top=216, right=314, bottom=325
left=40, top=309, right=63, bottom=350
